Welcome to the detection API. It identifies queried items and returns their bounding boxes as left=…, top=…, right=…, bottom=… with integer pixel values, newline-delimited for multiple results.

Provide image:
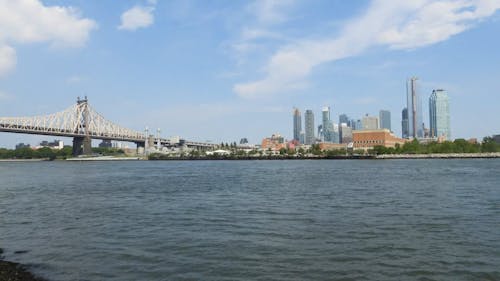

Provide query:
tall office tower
left=349, top=119, right=357, bottom=129
left=379, top=110, right=391, bottom=131
left=356, top=119, right=362, bottom=131
left=362, top=114, right=379, bottom=130
left=322, top=106, right=333, bottom=142
left=407, top=77, right=424, bottom=138
left=340, top=123, right=353, bottom=143
left=429, top=89, right=451, bottom=140
left=402, top=108, right=409, bottom=138
left=339, top=114, right=349, bottom=126
left=293, top=108, right=302, bottom=143
left=304, top=109, right=315, bottom=145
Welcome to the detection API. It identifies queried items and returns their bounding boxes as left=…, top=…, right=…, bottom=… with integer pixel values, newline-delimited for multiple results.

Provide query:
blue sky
left=1, top=0, right=499, bottom=148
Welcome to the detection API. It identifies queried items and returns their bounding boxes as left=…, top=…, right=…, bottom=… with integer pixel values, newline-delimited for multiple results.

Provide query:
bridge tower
left=72, top=96, right=93, bottom=156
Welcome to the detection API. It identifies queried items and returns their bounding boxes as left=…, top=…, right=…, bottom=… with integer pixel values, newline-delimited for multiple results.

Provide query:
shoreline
left=0, top=260, right=47, bottom=281
left=149, top=152, right=500, bottom=160
left=0, top=256, right=48, bottom=281
left=0, top=153, right=498, bottom=162
left=375, top=152, right=500, bottom=159
left=0, top=248, right=46, bottom=281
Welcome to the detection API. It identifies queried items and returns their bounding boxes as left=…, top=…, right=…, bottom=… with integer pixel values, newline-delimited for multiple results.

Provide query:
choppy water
left=0, top=159, right=499, bottom=281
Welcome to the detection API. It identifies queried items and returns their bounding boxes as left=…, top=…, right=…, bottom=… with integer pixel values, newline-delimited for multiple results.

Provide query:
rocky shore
left=0, top=249, right=46, bottom=281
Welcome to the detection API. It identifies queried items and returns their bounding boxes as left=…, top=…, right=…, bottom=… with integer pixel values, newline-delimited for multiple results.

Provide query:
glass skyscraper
left=321, top=106, right=338, bottom=143
left=293, top=108, right=302, bottom=142
left=322, top=107, right=332, bottom=142
left=402, top=108, right=409, bottom=139
left=429, top=89, right=451, bottom=140
left=339, top=114, right=349, bottom=126
left=304, top=109, right=315, bottom=145
left=407, top=77, right=424, bottom=138
left=379, top=110, right=391, bottom=131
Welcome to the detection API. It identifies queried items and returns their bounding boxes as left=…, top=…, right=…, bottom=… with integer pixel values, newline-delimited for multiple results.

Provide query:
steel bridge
left=0, top=97, right=216, bottom=155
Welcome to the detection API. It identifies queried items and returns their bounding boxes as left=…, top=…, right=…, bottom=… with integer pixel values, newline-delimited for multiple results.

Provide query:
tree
left=35, top=147, right=56, bottom=160
left=481, top=137, right=499, bottom=152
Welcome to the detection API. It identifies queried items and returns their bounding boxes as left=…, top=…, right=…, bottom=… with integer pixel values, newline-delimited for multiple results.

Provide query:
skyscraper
left=402, top=108, right=409, bottom=139
left=293, top=108, right=302, bottom=143
left=322, top=106, right=333, bottom=142
left=304, top=109, right=315, bottom=145
left=379, top=110, right=391, bottom=131
left=361, top=115, right=379, bottom=130
left=407, top=77, right=424, bottom=138
left=339, top=114, right=349, bottom=126
left=429, top=89, right=451, bottom=140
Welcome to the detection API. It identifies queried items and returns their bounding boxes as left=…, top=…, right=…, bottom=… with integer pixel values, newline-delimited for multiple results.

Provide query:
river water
left=0, top=159, right=499, bottom=281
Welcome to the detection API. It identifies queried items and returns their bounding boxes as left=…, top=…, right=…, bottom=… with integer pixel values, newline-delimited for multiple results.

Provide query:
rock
left=0, top=260, right=48, bottom=281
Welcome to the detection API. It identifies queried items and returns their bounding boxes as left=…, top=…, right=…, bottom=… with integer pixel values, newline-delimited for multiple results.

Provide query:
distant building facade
left=379, top=110, right=391, bottom=131
left=402, top=108, right=409, bottom=138
left=493, top=135, right=500, bottom=144
left=339, top=114, right=349, bottom=126
left=340, top=123, right=353, bottom=144
left=322, top=107, right=333, bottom=142
left=304, top=109, right=315, bottom=145
left=98, top=140, right=112, bottom=148
left=429, top=89, right=451, bottom=140
left=261, top=134, right=286, bottom=151
left=293, top=108, right=302, bottom=143
left=362, top=115, right=379, bottom=130
left=407, top=77, right=424, bottom=138
left=353, top=129, right=408, bottom=149
left=15, top=143, right=30, bottom=150
left=38, top=140, right=64, bottom=150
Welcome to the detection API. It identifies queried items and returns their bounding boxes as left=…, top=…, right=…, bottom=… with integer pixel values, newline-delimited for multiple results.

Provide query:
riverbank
left=66, top=156, right=142, bottom=161
left=0, top=159, right=48, bottom=162
left=0, top=249, right=46, bottom=281
left=148, top=152, right=500, bottom=160
left=375, top=152, right=500, bottom=159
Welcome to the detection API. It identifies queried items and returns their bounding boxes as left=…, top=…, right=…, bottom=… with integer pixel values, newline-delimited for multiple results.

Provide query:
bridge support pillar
left=73, top=136, right=92, bottom=156
left=136, top=141, right=145, bottom=156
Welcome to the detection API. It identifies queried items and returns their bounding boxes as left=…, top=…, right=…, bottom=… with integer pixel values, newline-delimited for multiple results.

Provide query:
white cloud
left=248, top=0, right=296, bottom=24
left=0, top=0, right=97, bottom=77
left=229, top=1, right=296, bottom=65
left=118, top=5, right=155, bottom=31
left=0, top=0, right=97, bottom=48
left=0, top=44, right=16, bottom=76
left=234, top=0, right=500, bottom=99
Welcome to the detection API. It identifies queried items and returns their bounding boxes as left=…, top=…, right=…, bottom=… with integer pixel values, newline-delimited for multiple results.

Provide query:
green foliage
left=372, top=137, right=496, bottom=155
left=481, top=137, right=499, bottom=152
left=0, top=147, right=60, bottom=160
left=309, top=144, right=322, bottom=155
left=325, top=149, right=345, bottom=157
left=91, top=147, right=125, bottom=156
left=56, top=146, right=73, bottom=158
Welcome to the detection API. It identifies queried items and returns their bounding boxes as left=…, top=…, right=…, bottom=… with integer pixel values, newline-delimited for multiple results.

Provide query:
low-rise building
left=261, top=133, right=286, bottom=151
left=493, top=135, right=500, bottom=144
left=318, top=142, right=348, bottom=151
left=352, top=129, right=407, bottom=149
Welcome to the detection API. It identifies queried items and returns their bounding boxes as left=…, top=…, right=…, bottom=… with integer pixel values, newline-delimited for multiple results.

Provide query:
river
left=1, top=159, right=499, bottom=280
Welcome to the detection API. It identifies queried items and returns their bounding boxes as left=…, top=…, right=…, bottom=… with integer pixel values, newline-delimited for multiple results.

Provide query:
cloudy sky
left=0, top=0, right=499, bottom=147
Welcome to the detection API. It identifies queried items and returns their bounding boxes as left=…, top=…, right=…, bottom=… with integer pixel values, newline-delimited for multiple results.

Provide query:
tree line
left=0, top=146, right=125, bottom=160
left=370, top=137, right=499, bottom=155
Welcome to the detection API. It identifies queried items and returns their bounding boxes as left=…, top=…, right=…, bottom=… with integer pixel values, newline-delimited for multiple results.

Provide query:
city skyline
left=0, top=1, right=499, bottom=147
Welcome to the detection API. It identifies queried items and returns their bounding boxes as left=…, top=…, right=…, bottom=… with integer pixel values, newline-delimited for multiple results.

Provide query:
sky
left=0, top=0, right=499, bottom=148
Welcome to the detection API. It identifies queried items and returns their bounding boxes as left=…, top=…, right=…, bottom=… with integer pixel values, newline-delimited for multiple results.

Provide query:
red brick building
left=352, top=129, right=407, bottom=149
